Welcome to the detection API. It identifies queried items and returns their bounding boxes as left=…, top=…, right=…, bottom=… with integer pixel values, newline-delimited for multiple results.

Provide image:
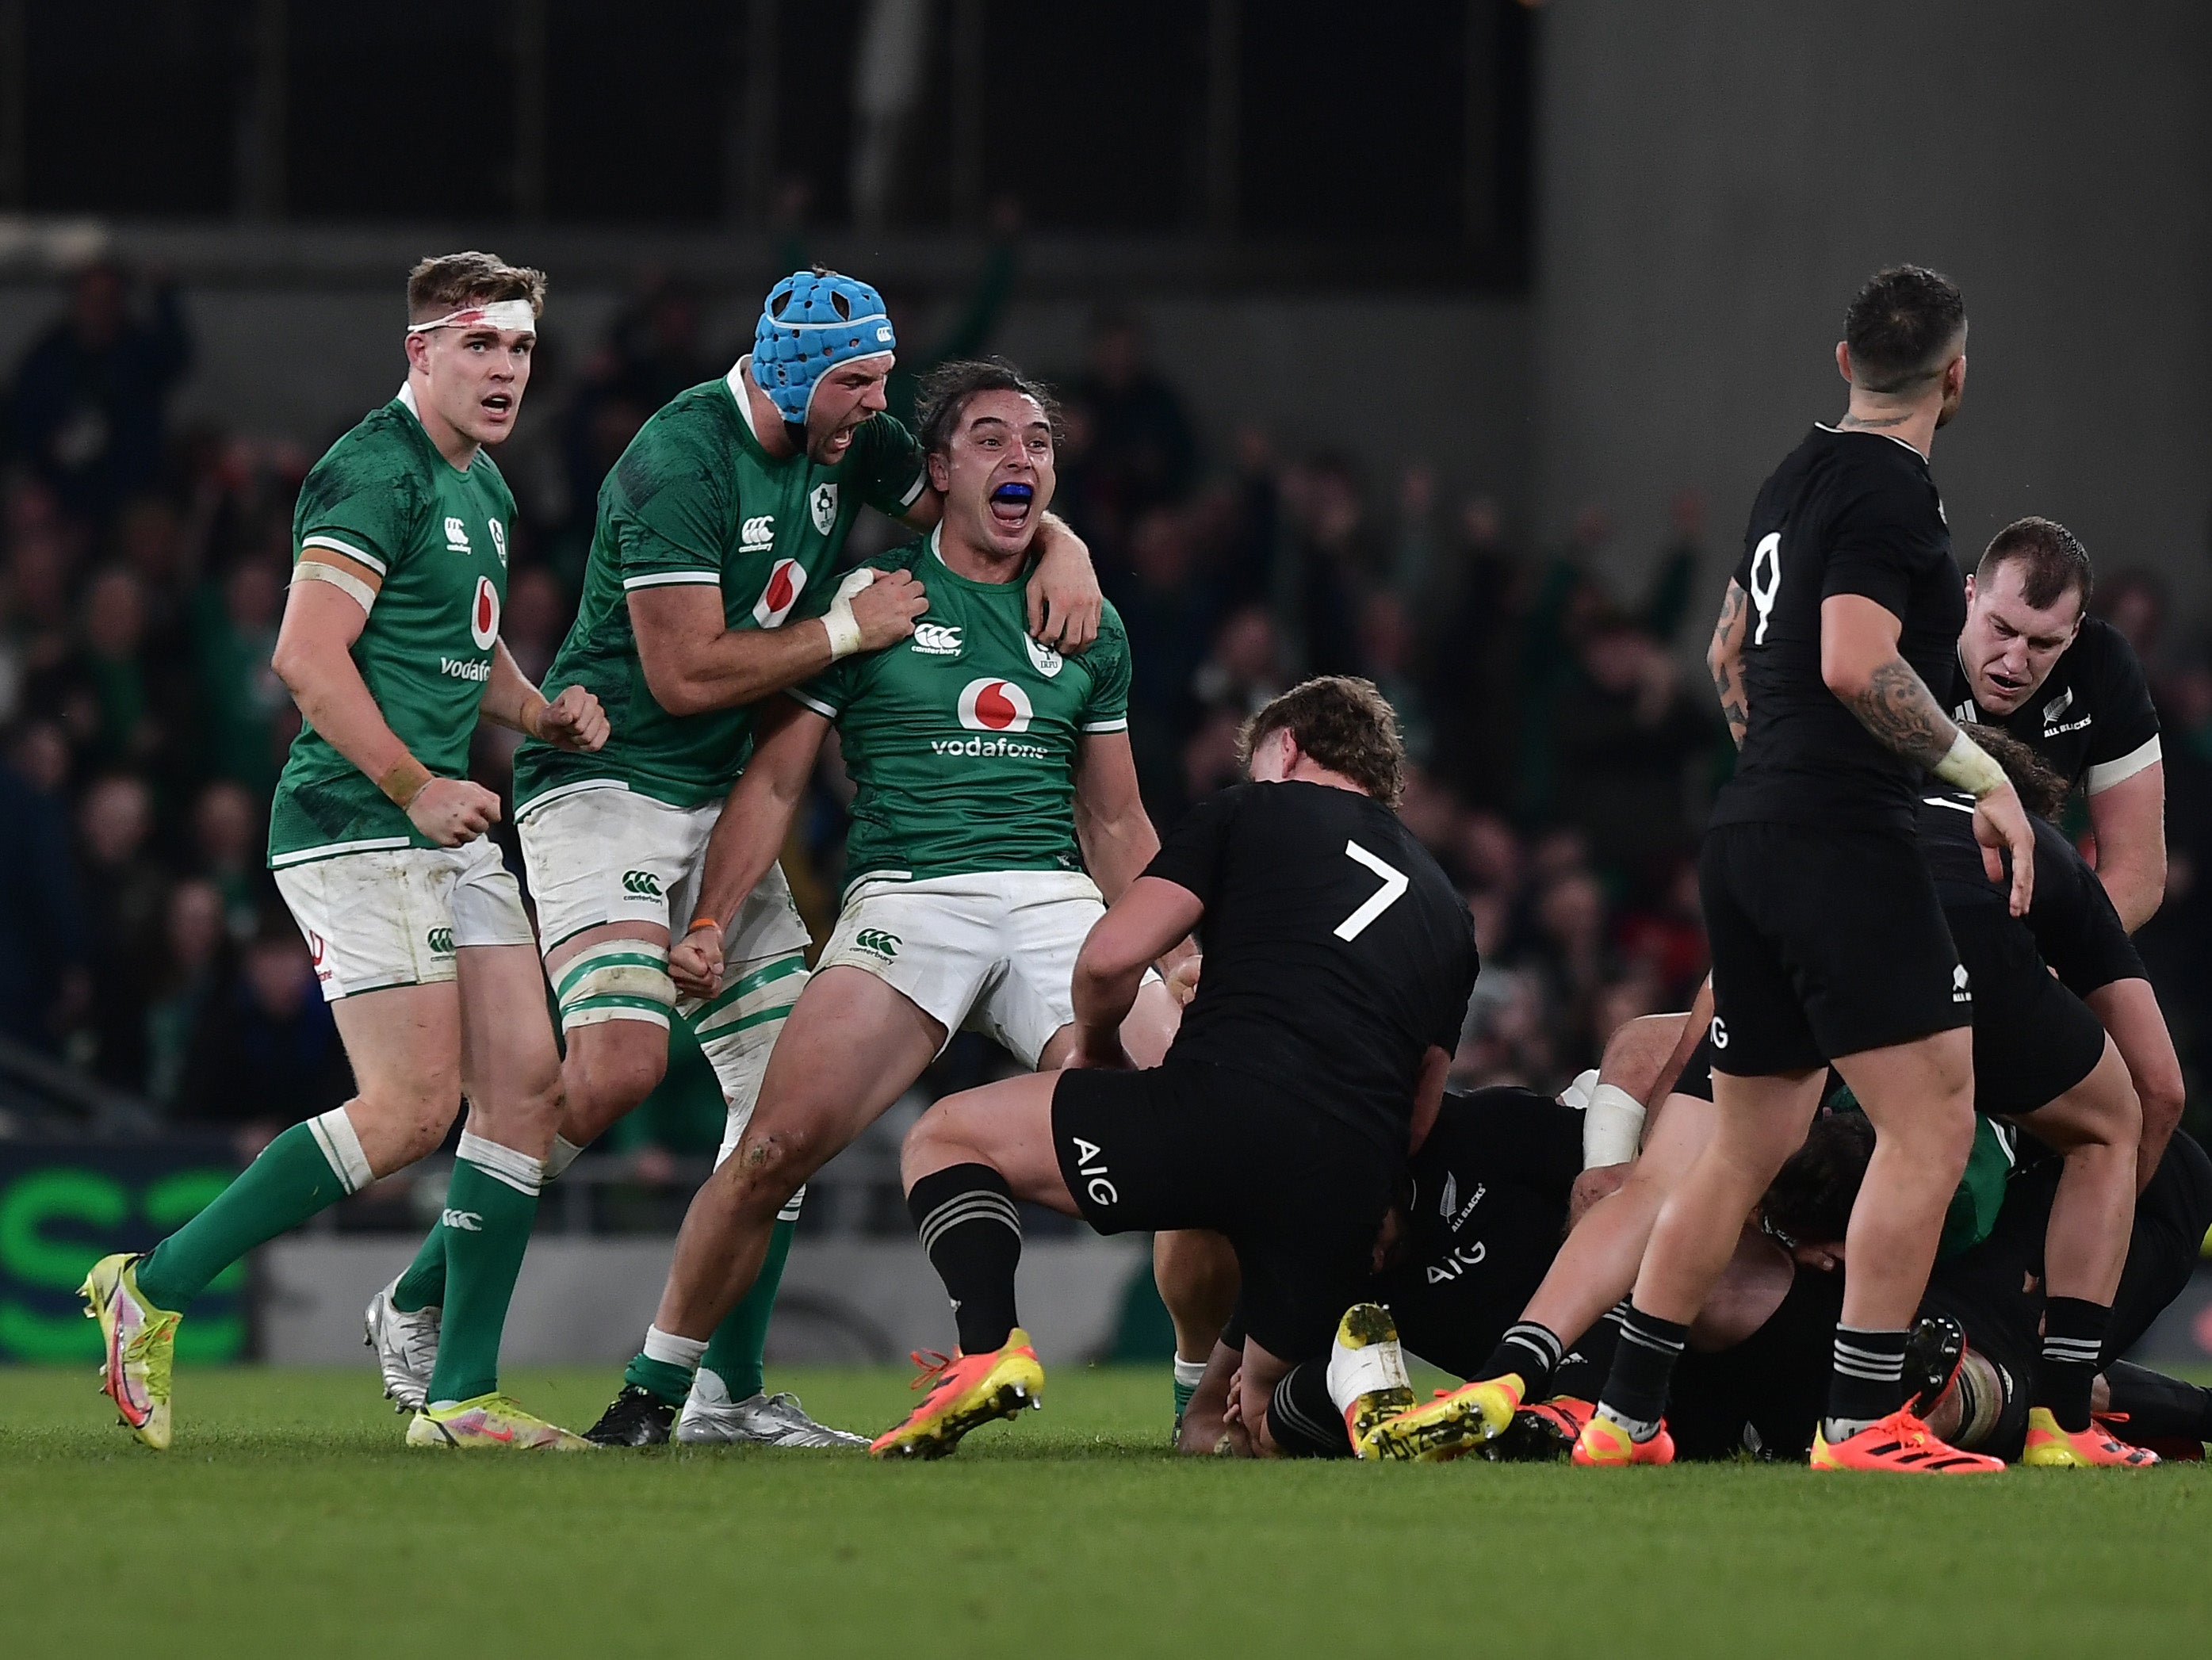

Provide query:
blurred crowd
left=2, top=260, right=2207, bottom=1154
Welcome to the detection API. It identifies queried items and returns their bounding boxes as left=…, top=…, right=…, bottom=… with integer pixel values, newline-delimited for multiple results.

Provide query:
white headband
left=408, top=300, right=538, bottom=335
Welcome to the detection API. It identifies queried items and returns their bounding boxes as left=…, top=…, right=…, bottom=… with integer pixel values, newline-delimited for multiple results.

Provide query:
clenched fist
left=531, top=684, right=609, bottom=752
left=407, top=778, right=501, bottom=846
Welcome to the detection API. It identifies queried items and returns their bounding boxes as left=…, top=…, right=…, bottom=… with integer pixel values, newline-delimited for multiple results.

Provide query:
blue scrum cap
left=752, top=270, right=896, bottom=426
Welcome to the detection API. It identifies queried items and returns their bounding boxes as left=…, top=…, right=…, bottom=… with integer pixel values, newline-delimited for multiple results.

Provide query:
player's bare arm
left=1707, top=579, right=1750, bottom=749
left=2084, top=977, right=2187, bottom=1189
left=477, top=641, right=607, bottom=752
left=629, top=570, right=926, bottom=717
left=1070, top=876, right=1205, bottom=1069
left=1822, top=591, right=2034, bottom=915
left=271, top=566, right=498, bottom=847
left=1071, top=731, right=1196, bottom=981
left=2085, top=763, right=2166, bottom=931
left=667, top=696, right=832, bottom=999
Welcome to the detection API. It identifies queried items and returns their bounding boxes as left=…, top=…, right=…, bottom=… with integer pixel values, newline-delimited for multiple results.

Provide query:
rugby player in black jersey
left=1693, top=1110, right=2210, bottom=1466
left=867, top=676, right=1479, bottom=1459
left=1571, top=266, right=2038, bottom=1474
left=1173, top=1012, right=1692, bottom=1459
left=1404, top=725, right=2180, bottom=1467
left=1950, top=516, right=2165, bottom=929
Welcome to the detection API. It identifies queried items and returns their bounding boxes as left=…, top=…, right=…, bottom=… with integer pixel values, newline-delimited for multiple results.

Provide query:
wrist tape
left=1582, top=1083, right=1648, bottom=1168
left=822, top=567, right=875, bottom=660
left=1935, top=731, right=2008, bottom=799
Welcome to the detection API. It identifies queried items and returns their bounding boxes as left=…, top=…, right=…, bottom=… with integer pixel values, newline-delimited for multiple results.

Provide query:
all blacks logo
left=469, top=575, right=500, bottom=649
left=957, top=678, right=1033, bottom=733
left=753, top=557, right=808, bottom=628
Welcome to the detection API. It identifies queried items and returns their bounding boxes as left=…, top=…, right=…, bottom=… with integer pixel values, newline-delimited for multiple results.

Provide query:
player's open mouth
left=989, top=481, right=1033, bottom=528
left=481, top=393, right=513, bottom=417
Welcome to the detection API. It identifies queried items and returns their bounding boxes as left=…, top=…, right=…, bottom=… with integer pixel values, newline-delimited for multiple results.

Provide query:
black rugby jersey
left=1946, top=615, right=2160, bottom=796
left=1711, top=426, right=1965, bottom=836
left=1372, top=1087, right=1582, bottom=1379
left=1915, top=793, right=2145, bottom=994
left=1146, top=780, right=1479, bottom=1161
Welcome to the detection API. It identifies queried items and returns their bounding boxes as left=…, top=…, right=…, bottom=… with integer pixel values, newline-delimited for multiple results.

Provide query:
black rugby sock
left=1479, top=1321, right=1564, bottom=1399
left=1594, top=1305, right=1686, bottom=1442
left=2036, top=1297, right=2111, bottom=1433
left=1825, top=1325, right=1910, bottom=1441
left=1268, top=1362, right=1353, bottom=1459
left=907, top=1165, right=1023, bottom=1355
left=2100, top=1360, right=2212, bottom=1444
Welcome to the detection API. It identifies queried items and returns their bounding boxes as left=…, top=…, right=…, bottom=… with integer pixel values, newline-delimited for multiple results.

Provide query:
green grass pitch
left=4, top=1364, right=2207, bottom=1658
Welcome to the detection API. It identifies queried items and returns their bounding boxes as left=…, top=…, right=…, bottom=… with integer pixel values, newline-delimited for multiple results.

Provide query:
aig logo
left=753, top=557, right=808, bottom=627
left=958, top=678, right=1032, bottom=732
left=741, top=515, right=775, bottom=550
left=1069, top=1135, right=1116, bottom=1207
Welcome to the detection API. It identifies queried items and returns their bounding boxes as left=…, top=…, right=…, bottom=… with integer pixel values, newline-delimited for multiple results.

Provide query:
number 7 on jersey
left=1335, top=840, right=1410, bottom=940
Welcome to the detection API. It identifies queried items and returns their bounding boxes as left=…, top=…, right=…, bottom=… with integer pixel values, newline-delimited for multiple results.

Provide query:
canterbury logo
left=912, top=623, right=963, bottom=656
left=622, top=870, right=662, bottom=898
left=741, top=514, right=775, bottom=549
left=445, top=515, right=470, bottom=553
left=441, top=1209, right=482, bottom=1232
left=426, top=928, right=455, bottom=953
left=852, top=928, right=900, bottom=958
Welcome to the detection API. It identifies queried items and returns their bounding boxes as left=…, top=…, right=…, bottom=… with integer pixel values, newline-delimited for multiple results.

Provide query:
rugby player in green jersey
left=575, top=360, right=1183, bottom=1441
left=82, top=253, right=609, bottom=1451
left=368, top=275, right=1103, bottom=1447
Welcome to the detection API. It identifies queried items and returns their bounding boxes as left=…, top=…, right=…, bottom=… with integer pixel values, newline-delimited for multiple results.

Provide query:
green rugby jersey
left=268, top=388, right=515, bottom=869
left=513, top=365, right=928, bottom=812
left=789, top=528, right=1131, bottom=889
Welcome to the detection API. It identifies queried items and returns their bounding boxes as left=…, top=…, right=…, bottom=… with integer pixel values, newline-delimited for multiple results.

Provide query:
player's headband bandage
left=753, top=269, right=895, bottom=425
left=554, top=938, right=675, bottom=1032
left=407, top=300, right=538, bottom=336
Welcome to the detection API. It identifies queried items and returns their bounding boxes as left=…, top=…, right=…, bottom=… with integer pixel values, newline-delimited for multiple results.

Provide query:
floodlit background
left=2, top=1, right=2210, bottom=1369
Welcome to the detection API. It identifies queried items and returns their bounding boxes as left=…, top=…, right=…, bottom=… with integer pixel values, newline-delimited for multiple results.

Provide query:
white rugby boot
left=364, top=1279, right=440, bottom=1414
left=675, top=1367, right=870, bottom=1448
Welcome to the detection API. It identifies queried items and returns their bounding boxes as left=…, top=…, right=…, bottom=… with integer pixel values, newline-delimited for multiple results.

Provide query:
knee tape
left=554, top=939, right=675, bottom=1032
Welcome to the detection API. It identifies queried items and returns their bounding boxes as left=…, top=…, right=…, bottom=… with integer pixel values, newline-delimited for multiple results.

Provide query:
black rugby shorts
left=1944, top=906, right=2107, bottom=1119
left=1051, top=1060, right=1395, bottom=1363
left=1701, top=822, right=1968, bottom=1077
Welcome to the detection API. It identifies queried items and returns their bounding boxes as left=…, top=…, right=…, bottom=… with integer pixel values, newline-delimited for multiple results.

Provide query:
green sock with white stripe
left=425, top=1133, right=542, bottom=1406
left=136, top=1110, right=372, bottom=1310
left=394, top=1132, right=580, bottom=1313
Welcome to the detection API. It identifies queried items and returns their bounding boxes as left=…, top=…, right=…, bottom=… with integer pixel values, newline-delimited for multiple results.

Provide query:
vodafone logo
left=470, top=576, right=499, bottom=649
left=958, top=678, right=1033, bottom=733
left=754, top=557, right=808, bottom=627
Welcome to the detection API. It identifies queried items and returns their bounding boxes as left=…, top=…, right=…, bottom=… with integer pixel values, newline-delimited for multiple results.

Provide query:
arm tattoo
left=1708, top=582, right=1750, bottom=750
left=1843, top=656, right=1959, bottom=770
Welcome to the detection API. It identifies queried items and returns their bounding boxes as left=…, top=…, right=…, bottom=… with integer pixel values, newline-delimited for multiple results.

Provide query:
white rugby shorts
left=515, top=782, right=809, bottom=965
left=816, top=870, right=1108, bottom=1068
left=274, top=836, right=535, bottom=1002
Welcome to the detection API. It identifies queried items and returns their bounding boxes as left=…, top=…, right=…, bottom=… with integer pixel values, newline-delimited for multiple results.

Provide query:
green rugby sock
left=136, top=1111, right=371, bottom=1310
left=698, top=1214, right=797, bottom=1401
left=425, top=1135, right=542, bottom=1406
left=394, top=1134, right=574, bottom=1312
left=626, top=1327, right=707, bottom=1406
left=391, top=1223, right=447, bottom=1314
